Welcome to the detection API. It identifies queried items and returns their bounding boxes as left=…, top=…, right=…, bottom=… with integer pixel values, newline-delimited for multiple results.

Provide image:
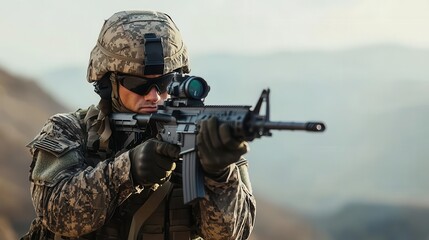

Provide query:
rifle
left=111, top=74, right=326, bottom=204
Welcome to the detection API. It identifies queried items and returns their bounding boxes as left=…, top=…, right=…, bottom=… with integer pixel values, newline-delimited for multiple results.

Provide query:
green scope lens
left=181, top=76, right=209, bottom=99
left=186, top=78, right=205, bottom=99
left=167, top=75, right=210, bottom=100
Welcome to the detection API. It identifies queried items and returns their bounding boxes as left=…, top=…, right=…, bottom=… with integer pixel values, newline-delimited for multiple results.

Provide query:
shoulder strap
left=75, top=105, right=99, bottom=151
left=128, top=182, right=172, bottom=240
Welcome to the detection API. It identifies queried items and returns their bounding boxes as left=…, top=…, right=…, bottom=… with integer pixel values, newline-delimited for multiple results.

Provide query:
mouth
left=138, top=106, right=158, bottom=113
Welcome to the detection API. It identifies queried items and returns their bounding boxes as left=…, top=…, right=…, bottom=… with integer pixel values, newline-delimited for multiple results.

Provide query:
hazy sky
left=0, top=0, right=428, bottom=76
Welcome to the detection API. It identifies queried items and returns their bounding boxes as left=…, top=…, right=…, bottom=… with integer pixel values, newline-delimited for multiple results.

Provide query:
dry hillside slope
left=0, top=68, right=68, bottom=237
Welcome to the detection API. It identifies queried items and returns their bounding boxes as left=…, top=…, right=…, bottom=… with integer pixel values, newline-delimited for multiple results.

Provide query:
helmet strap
left=94, top=73, right=112, bottom=100
left=110, top=72, right=132, bottom=113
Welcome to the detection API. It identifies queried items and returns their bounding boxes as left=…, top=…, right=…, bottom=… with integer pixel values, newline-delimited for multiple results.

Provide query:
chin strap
left=110, top=72, right=133, bottom=113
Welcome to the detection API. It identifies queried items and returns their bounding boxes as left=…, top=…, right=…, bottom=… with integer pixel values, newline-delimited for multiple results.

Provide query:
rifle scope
left=167, top=75, right=211, bottom=100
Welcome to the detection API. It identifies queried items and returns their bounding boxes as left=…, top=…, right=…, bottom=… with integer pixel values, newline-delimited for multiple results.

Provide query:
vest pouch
left=141, top=233, right=164, bottom=240
left=169, top=188, right=192, bottom=240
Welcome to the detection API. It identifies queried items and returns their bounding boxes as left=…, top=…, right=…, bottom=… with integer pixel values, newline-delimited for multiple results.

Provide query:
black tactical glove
left=129, top=139, right=179, bottom=187
left=197, top=117, right=249, bottom=178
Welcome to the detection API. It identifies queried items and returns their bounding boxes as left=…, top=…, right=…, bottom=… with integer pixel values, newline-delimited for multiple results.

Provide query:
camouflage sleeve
left=29, top=113, right=135, bottom=237
left=196, top=162, right=256, bottom=240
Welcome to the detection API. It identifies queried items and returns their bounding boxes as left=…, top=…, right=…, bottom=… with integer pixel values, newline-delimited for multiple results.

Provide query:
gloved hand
left=197, top=117, right=249, bottom=178
left=129, top=139, right=179, bottom=186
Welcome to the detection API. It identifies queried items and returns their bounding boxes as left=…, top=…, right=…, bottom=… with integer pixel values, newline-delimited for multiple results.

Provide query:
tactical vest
left=77, top=105, right=198, bottom=240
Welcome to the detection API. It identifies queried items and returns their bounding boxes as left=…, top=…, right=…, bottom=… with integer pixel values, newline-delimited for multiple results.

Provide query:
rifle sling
left=128, top=181, right=172, bottom=240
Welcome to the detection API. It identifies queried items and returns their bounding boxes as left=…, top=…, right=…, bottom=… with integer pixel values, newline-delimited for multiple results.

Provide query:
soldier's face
left=119, top=74, right=169, bottom=114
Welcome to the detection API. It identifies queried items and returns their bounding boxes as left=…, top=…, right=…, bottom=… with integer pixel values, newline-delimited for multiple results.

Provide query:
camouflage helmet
left=87, top=10, right=190, bottom=82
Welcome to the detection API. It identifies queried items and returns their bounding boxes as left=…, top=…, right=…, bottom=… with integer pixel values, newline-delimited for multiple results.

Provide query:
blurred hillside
left=0, top=69, right=67, bottom=238
left=316, top=202, right=429, bottom=240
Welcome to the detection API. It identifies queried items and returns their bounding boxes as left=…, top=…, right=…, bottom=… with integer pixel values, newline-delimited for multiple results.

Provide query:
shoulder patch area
left=28, top=137, right=79, bottom=157
left=27, top=112, right=85, bottom=156
left=28, top=112, right=87, bottom=185
left=32, top=150, right=81, bottom=186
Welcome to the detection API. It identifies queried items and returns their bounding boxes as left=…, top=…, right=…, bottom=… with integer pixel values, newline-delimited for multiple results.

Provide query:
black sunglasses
left=117, top=72, right=176, bottom=96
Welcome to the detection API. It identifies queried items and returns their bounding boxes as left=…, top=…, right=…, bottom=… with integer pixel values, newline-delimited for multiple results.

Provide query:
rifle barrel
left=254, top=121, right=326, bottom=132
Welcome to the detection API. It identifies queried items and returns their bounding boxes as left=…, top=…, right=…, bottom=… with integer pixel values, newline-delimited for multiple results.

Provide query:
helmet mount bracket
left=143, top=33, right=164, bottom=75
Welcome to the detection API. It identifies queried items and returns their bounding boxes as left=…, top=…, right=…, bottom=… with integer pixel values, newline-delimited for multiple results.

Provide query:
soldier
left=22, top=10, right=256, bottom=240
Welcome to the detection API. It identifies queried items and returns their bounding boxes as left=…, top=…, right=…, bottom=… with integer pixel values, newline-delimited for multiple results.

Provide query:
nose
left=144, top=87, right=161, bottom=103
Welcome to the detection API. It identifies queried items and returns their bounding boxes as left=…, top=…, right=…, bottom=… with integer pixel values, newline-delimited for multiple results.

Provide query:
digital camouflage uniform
left=22, top=10, right=256, bottom=240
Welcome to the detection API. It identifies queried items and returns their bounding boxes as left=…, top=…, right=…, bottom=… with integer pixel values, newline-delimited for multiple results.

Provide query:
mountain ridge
left=2, top=44, right=429, bottom=239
